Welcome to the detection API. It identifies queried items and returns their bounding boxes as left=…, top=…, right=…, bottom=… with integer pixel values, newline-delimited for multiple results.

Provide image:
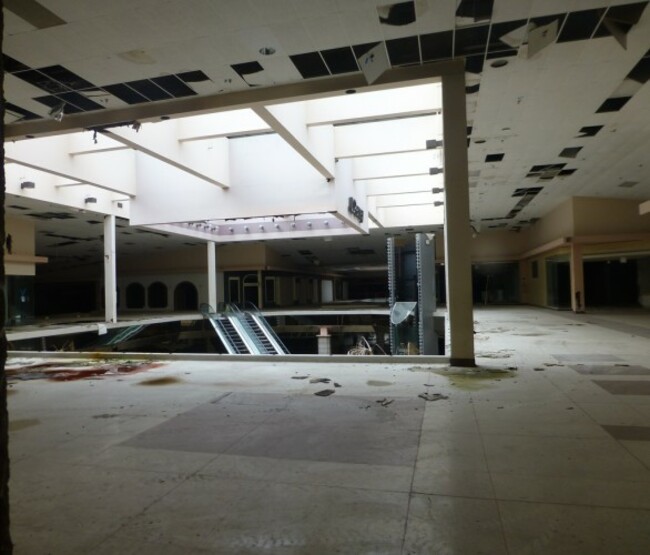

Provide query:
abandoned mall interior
left=2, top=0, right=650, bottom=553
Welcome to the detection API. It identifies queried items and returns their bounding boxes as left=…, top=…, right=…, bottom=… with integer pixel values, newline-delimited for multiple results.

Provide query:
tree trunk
left=0, top=0, right=14, bottom=551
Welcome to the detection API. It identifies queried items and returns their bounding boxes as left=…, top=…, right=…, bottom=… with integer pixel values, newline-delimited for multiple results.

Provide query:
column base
left=449, top=357, right=476, bottom=367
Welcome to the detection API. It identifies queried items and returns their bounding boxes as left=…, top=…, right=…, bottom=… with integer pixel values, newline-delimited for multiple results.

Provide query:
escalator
left=200, top=302, right=289, bottom=355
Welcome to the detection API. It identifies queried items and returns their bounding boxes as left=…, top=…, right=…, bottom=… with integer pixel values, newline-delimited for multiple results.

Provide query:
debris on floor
left=544, top=363, right=564, bottom=367
left=418, top=392, right=449, bottom=401
left=314, top=389, right=335, bottom=397
left=138, top=376, right=182, bottom=386
left=309, top=377, right=331, bottom=384
left=376, top=398, right=394, bottom=407
left=367, top=380, right=393, bottom=386
left=534, top=367, right=545, bottom=371
left=334, top=382, right=342, bottom=388
left=291, top=376, right=310, bottom=380
left=7, top=361, right=165, bottom=383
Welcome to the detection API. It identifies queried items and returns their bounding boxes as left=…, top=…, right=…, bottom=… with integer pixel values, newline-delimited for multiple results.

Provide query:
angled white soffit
left=5, top=82, right=446, bottom=240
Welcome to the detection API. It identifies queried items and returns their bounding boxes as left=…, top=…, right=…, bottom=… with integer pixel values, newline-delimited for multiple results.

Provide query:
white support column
left=103, top=215, right=117, bottom=323
left=442, top=69, right=475, bottom=366
left=207, top=241, right=217, bottom=311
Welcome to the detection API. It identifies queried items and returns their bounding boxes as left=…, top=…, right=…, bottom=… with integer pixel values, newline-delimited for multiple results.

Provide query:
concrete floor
left=6, top=306, right=650, bottom=554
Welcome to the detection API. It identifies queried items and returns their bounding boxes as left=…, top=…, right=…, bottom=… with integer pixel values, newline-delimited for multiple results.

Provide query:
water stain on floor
left=9, top=419, right=40, bottom=432
left=137, top=376, right=182, bottom=386
left=434, top=367, right=516, bottom=391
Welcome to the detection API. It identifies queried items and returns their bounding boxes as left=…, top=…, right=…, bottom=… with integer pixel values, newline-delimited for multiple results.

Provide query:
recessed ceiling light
left=259, top=47, right=276, bottom=56
left=490, top=59, right=508, bottom=68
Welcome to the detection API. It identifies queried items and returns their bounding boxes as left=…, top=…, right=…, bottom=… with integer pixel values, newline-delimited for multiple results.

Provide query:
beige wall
left=6, top=216, right=37, bottom=276
left=573, top=197, right=650, bottom=236
left=470, top=229, right=528, bottom=262
left=524, top=198, right=574, bottom=250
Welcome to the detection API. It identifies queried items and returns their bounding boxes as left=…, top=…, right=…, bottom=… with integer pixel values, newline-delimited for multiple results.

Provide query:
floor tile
left=491, top=472, right=650, bottom=509
left=553, top=354, right=623, bottom=362
left=593, top=380, right=650, bottom=396
left=602, top=425, right=650, bottom=441
left=572, top=365, right=650, bottom=376
left=403, top=494, right=507, bottom=555
left=499, top=500, right=650, bottom=555
left=412, top=431, right=494, bottom=498
left=483, top=435, right=650, bottom=481
left=110, top=476, right=410, bottom=554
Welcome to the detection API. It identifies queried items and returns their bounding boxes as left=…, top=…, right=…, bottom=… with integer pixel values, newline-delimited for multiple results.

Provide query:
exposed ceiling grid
left=3, top=0, right=649, bottom=259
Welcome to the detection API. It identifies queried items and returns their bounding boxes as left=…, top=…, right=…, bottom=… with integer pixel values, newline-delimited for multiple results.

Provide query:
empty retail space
left=6, top=306, right=650, bottom=554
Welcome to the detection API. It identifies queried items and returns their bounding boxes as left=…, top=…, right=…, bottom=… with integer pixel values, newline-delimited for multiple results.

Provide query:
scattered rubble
left=418, top=392, right=449, bottom=401
left=375, top=398, right=394, bottom=407
left=314, top=389, right=335, bottom=397
left=309, top=377, right=331, bottom=384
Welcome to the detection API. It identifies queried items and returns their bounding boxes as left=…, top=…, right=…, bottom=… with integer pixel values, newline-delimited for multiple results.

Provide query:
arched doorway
left=174, top=281, right=198, bottom=311
left=126, top=283, right=145, bottom=309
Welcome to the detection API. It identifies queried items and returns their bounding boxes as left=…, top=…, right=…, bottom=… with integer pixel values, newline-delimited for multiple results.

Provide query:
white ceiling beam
left=252, top=102, right=335, bottom=180
left=4, top=162, right=128, bottom=217
left=102, top=120, right=229, bottom=189
left=374, top=192, right=437, bottom=208
left=334, top=115, right=442, bottom=159
left=353, top=150, right=442, bottom=181
left=177, top=110, right=270, bottom=141
left=377, top=204, right=444, bottom=228
left=5, top=135, right=136, bottom=196
left=305, top=83, right=442, bottom=125
left=365, top=175, right=443, bottom=196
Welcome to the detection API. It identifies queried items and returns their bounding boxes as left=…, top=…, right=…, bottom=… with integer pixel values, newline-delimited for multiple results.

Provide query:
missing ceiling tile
left=596, top=96, right=632, bottom=113
left=559, top=146, right=583, bottom=158
left=557, top=9, right=604, bottom=43
left=177, top=70, right=211, bottom=83
left=455, top=0, right=494, bottom=24
left=454, top=25, right=490, bottom=57
left=290, top=52, right=330, bottom=79
left=4, top=0, right=66, bottom=29
left=321, top=47, right=359, bottom=74
left=595, top=2, right=648, bottom=49
left=420, top=31, right=453, bottom=61
left=385, top=36, right=420, bottom=66
left=377, top=1, right=416, bottom=26
left=627, top=55, right=650, bottom=84
left=576, top=125, right=603, bottom=137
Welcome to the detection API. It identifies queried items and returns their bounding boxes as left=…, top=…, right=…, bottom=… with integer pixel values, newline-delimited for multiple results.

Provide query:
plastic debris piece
left=309, top=377, right=331, bottom=384
left=291, top=376, right=310, bottom=380
left=334, top=382, right=342, bottom=388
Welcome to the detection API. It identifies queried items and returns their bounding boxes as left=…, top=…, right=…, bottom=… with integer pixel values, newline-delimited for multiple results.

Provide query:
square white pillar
left=103, top=215, right=117, bottom=323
